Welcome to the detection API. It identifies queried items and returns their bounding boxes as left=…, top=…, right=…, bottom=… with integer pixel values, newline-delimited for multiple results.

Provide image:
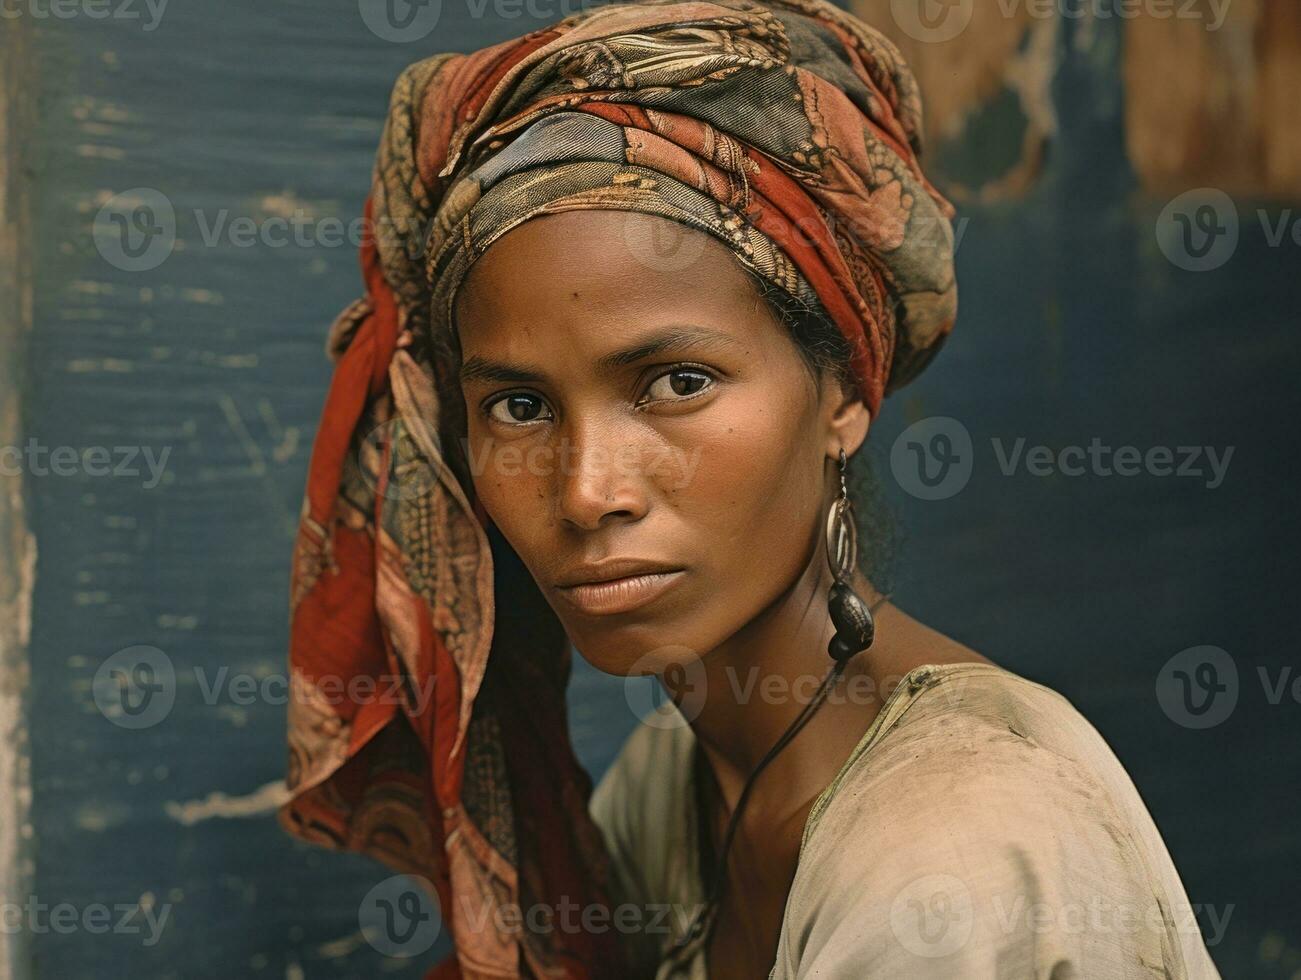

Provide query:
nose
left=555, top=420, right=650, bottom=531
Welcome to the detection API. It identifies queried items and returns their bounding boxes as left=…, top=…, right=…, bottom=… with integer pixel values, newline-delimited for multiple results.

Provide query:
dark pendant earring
left=826, top=448, right=875, bottom=662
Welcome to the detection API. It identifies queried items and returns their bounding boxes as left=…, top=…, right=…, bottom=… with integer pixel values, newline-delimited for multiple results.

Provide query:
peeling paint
left=850, top=0, right=1060, bottom=201
left=73, top=801, right=131, bottom=833
left=163, top=780, right=291, bottom=826
left=65, top=357, right=134, bottom=373
left=73, top=144, right=127, bottom=161
left=1125, top=1, right=1301, bottom=197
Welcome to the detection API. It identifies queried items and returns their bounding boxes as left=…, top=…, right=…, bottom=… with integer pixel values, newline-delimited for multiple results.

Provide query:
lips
left=553, top=559, right=686, bottom=615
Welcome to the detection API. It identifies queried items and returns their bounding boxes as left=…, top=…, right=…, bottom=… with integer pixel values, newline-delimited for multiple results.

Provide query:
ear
left=820, top=374, right=871, bottom=462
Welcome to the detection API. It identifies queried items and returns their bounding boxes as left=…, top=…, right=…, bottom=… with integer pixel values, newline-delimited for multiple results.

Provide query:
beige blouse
left=589, top=663, right=1222, bottom=979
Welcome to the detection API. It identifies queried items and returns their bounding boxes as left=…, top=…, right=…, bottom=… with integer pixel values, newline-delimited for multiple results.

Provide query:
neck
left=673, top=552, right=887, bottom=823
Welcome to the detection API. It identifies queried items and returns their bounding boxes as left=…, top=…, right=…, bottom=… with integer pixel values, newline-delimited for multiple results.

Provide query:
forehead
left=453, top=210, right=768, bottom=347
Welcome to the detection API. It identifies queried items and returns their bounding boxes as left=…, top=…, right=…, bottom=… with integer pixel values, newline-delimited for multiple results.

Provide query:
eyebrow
left=457, top=358, right=547, bottom=387
left=458, top=325, right=743, bottom=386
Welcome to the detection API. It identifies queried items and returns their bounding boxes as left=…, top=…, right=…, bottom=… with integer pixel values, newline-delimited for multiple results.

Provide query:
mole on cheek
left=571, top=291, right=580, bottom=300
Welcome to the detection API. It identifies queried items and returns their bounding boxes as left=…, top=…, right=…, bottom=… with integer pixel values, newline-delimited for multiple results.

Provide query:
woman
left=278, top=0, right=1222, bottom=977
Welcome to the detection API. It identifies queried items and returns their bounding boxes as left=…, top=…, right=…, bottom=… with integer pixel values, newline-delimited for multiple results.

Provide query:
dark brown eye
left=488, top=393, right=552, bottom=425
left=644, top=368, right=714, bottom=402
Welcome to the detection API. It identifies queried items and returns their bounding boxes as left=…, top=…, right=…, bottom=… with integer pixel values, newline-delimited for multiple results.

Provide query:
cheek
left=668, top=383, right=824, bottom=571
left=464, top=430, right=550, bottom=550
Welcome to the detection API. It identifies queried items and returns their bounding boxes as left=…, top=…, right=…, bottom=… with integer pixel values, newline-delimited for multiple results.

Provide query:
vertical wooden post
left=0, top=14, right=35, bottom=980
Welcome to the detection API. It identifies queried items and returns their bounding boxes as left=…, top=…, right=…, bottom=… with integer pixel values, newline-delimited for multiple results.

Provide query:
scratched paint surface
left=19, top=2, right=1301, bottom=978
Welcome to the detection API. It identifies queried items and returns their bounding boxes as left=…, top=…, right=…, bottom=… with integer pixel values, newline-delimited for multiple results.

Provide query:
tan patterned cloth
left=421, top=0, right=959, bottom=414
left=591, top=663, right=1225, bottom=978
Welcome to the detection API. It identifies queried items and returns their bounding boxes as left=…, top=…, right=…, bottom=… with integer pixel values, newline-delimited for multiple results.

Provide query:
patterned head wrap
left=279, top=1, right=955, bottom=977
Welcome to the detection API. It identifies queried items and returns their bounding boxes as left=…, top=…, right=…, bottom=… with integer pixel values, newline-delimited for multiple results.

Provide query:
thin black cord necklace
left=673, top=661, right=841, bottom=953
left=663, top=449, right=884, bottom=968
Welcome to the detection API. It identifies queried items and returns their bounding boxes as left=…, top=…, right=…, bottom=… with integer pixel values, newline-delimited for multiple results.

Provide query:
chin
left=562, top=613, right=713, bottom=680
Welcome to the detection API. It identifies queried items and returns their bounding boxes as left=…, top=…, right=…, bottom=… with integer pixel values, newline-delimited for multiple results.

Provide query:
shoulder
left=776, top=664, right=1222, bottom=978
left=588, top=717, right=698, bottom=974
left=588, top=716, right=697, bottom=895
left=808, top=665, right=1124, bottom=830
left=589, top=714, right=695, bottom=842
left=803, top=665, right=1135, bottom=884
left=827, top=662, right=1150, bottom=809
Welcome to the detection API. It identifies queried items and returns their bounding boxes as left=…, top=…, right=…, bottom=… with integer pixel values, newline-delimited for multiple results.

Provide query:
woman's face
left=454, top=210, right=867, bottom=676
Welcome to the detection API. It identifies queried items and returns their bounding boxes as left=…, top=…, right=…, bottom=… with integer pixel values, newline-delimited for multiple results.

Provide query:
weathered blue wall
left=12, top=1, right=1301, bottom=977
